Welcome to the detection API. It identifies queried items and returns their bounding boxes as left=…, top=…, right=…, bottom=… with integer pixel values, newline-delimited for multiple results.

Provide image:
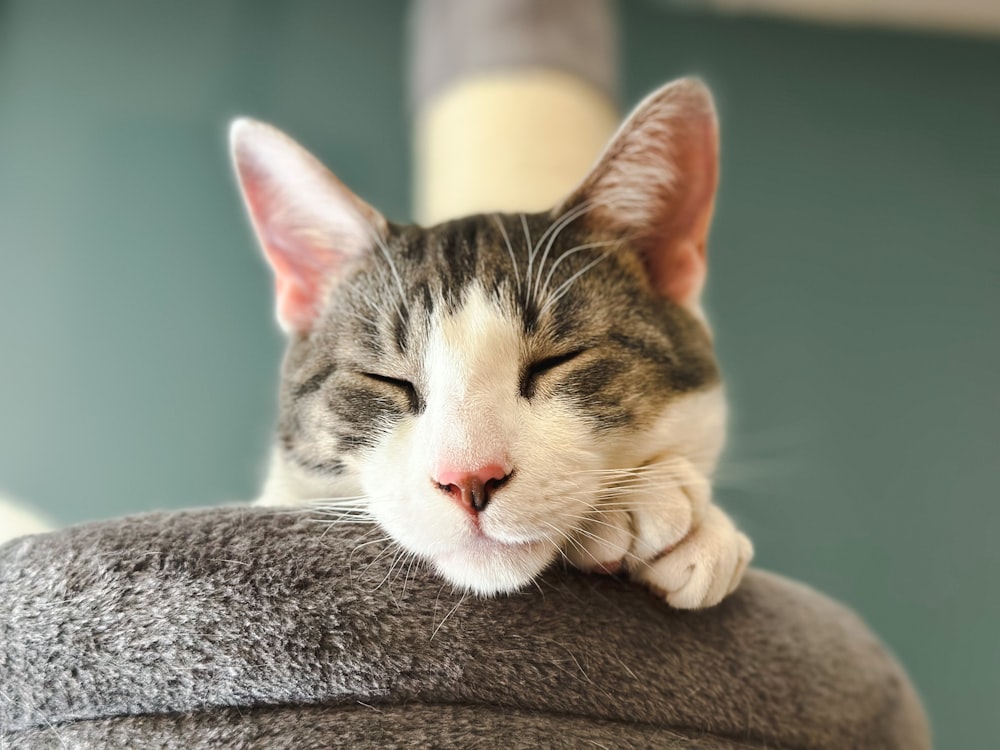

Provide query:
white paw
left=632, top=504, right=753, bottom=610
left=565, top=458, right=706, bottom=574
left=628, top=459, right=706, bottom=560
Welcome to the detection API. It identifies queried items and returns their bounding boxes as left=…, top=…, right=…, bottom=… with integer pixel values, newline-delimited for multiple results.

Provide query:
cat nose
left=434, top=464, right=511, bottom=513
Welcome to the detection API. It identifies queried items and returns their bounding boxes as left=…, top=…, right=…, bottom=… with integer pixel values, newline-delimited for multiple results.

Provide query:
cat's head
left=231, top=78, right=725, bottom=595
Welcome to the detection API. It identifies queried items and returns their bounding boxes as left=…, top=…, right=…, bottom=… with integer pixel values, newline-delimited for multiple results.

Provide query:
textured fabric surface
left=1, top=507, right=929, bottom=748
left=410, top=0, right=618, bottom=106
left=5, top=704, right=761, bottom=750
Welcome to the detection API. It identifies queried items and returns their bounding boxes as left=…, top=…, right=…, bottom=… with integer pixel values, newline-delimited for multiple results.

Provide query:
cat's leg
left=566, top=458, right=752, bottom=609
left=564, top=460, right=693, bottom=574
left=629, top=457, right=751, bottom=608
left=631, top=503, right=753, bottom=609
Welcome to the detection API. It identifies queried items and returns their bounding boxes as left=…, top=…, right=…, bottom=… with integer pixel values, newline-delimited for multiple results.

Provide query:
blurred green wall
left=0, top=1, right=996, bottom=746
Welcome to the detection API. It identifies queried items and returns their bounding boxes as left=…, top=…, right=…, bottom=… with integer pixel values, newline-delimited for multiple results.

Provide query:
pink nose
left=434, top=464, right=511, bottom=513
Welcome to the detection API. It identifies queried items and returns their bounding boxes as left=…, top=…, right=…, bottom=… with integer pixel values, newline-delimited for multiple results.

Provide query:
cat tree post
left=411, top=0, right=620, bottom=224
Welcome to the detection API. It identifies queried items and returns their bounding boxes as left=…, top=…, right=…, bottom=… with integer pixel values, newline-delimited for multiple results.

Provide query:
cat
left=232, top=78, right=753, bottom=609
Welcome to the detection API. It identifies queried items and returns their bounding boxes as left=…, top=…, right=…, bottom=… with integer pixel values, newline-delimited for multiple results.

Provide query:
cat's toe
left=727, top=531, right=754, bottom=595
left=634, top=505, right=753, bottom=609
left=627, top=457, right=706, bottom=561
left=565, top=509, right=632, bottom=574
left=629, top=485, right=696, bottom=560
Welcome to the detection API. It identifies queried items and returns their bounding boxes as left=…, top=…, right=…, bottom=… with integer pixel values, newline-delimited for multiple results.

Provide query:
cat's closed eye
left=520, top=349, right=585, bottom=399
left=361, top=372, right=423, bottom=413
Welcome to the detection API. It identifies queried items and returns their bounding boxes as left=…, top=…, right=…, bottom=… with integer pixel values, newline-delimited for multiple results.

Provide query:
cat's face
left=232, top=79, right=725, bottom=595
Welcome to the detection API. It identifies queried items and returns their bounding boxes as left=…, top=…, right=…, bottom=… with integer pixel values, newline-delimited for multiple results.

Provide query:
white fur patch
left=354, top=284, right=594, bottom=593
left=420, top=284, right=521, bottom=475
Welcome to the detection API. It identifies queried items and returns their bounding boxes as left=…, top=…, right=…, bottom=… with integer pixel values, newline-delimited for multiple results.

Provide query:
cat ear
left=230, top=119, right=387, bottom=333
left=555, top=78, right=719, bottom=308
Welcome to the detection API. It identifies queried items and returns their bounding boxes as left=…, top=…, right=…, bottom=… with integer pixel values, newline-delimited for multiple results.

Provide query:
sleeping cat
left=232, top=78, right=752, bottom=609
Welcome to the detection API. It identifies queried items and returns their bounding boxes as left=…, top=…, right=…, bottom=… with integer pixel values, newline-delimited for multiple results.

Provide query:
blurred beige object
left=415, top=71, right=618, bottom=225
left=709, top=0, right=1000, bottom=36
left=0, top=494, right=52, bottom=544
left=410, top=0, right=619, bottom=225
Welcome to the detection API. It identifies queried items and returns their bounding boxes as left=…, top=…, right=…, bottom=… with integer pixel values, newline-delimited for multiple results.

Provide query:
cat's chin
left=430, top=536, right=558, bottom=596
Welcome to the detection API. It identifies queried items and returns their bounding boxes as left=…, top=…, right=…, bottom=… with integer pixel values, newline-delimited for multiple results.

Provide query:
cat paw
left=627, top=459, right=706, bottom=561
left=564, top=459, right=712, bottom=577
left=632, top=504, right=753, bottom=609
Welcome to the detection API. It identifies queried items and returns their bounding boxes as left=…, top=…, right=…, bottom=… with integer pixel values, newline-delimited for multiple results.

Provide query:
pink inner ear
left=241, top=176, right=345, bottom=334
left=649, top=239, right=706, bottom=305
left=560, top=79, right=719, bottom=310
left=641, top=109, right=717, bottom=307
left=238, top=160, right=352, bottom=333
left=231, top=119, right=386, bottom=335
left=265, top=240, right=339, bottom=333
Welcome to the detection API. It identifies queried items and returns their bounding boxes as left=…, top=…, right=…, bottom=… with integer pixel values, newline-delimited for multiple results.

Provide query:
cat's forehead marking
left=421, top=282, right=520, bottom=471
left=401, top=212, right=611, bottom=335
left=424, top=282, right=521, bottom=391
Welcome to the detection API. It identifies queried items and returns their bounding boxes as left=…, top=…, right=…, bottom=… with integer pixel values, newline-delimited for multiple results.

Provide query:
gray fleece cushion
left=1, top=507, right=929, bottom=748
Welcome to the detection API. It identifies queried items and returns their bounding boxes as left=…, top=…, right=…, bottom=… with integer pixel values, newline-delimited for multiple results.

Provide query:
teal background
left=0, top=1, right=996, bottom=746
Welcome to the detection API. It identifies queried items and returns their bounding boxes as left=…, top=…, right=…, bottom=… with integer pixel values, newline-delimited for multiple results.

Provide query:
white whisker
left=431, top=591, right=468, bottom=640
left=492, top=214, right=521, bottom=293
left=539, top=252, right=613, bottom=317
left=531, top=199, right=598, bottom=294
left=363, top=221, right=408, bottom=311
left=520, top=213, right=535, bottom=303
left=540, top=240, right=618, bottom=303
